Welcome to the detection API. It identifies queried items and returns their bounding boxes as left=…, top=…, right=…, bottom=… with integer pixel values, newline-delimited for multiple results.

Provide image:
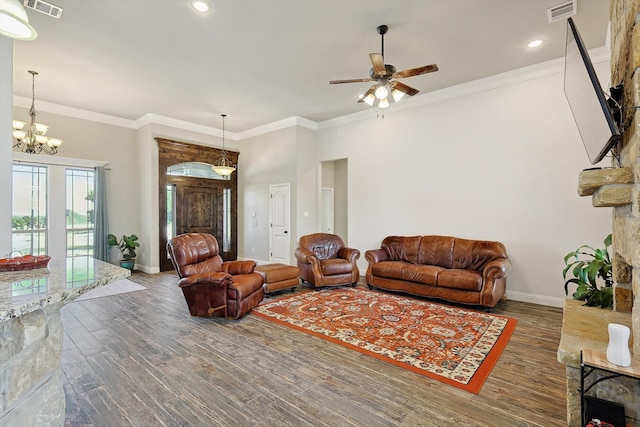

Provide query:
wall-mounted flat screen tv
left=564, top=17, right=621, bottom=165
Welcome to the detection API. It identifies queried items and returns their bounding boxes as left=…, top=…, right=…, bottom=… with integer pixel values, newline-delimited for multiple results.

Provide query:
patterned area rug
left=252, top=287, right=516, bottom=394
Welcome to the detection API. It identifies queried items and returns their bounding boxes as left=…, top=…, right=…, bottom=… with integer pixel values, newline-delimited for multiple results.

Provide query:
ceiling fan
left=330, top=25, right=438, bottom=108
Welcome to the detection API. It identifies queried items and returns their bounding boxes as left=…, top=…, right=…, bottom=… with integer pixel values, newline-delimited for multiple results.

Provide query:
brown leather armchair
left=294, top=233, right=360, bottom=289
left=167, top=233, right=264, bottom=319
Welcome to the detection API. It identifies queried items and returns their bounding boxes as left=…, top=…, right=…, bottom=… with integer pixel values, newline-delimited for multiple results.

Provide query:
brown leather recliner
left=294, top=233, right=360, bottom=289
left=167, top=233, right=264, bottom=319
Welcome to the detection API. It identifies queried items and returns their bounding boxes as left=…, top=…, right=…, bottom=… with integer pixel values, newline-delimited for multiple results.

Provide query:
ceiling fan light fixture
left=378, top=98, right=390, bottom=109
left=392, top=89, right=404, bottom=102
left=0, top=0, right=37, bottom=40
left=363, top=93, right=375, bottom=106
left=374, top=83, right=388, bottom=100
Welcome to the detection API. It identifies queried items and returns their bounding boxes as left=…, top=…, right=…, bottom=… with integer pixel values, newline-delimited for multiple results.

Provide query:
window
left=167, top=162, right=229, bottom=180
left=223, top=188, right=231, bottom=252
left=166, top=184, right=176, bottom=249
left=66, top=169, right=95, bottom=257
left=12, top=165, right=47, bottom=256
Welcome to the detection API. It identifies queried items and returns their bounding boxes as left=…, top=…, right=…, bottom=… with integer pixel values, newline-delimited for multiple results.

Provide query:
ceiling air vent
left=548, top=1, right=576, bottom=23
left=23, top=0, right=63, bottom=19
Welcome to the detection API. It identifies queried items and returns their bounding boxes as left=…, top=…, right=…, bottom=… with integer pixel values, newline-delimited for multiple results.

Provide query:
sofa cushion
left=381, top=236, right=421, bottom=264
left=452, top=239, right=507, bottom=271
left=437, top=269, right=483, bottom=291
left=321, top=258, right=354, bottom=276
left=417, top=235, right=454, bottom=268
left=401, top=264, right=442, bottom=286
left=371, top=261, right=406, bottom=280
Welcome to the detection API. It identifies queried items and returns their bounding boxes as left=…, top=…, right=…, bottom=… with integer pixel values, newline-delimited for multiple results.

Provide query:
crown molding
left=13, top=95, right=138, bottom=129
left=237, top=116, right=317, bottom=140
left=135, top=113, right=240, bottom=140
left=12, top=44, right=610, bottom=139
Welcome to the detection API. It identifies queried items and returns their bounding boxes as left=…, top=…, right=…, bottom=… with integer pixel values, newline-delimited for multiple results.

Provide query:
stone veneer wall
left=0, top=304, right=65, bottom=426
left=610, top=0, right=640, bottom=355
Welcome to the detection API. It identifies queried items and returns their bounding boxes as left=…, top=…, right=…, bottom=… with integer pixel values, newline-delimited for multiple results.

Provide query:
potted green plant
left=563, top=234, right=613, bottom=308
left=107, top=233, right=140, bottom=271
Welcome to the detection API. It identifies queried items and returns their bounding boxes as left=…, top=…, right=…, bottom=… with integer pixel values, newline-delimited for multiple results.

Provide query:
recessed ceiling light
left=191, top=0, right=210, bottom=13
left=527, top=39, right=543, bottom=48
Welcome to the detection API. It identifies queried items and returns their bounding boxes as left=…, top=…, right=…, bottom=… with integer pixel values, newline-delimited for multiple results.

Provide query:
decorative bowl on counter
left=0, top=253, right=51, bottom=272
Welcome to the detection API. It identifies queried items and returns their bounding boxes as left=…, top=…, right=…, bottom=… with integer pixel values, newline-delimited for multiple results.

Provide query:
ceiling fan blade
left=369, top=53, right=386, bottom=76
left=392, top=64, right=438, bottom=79
left=330, top=78, right=374, bottom=84
left=357, top=86, right=376, bottom=103
left=392, top=81, right=419, bottom=97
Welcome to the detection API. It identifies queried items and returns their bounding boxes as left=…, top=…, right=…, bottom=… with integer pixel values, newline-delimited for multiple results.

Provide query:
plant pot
left=119, top=259, right=135, bottom=271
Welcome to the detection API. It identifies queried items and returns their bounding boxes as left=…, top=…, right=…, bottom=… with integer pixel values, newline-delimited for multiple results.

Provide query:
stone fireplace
left=558, top=1, right=640, bottom=425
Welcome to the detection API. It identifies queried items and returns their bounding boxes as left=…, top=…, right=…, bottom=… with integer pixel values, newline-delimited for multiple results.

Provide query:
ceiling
left=12, top=0, right=611, bottom=133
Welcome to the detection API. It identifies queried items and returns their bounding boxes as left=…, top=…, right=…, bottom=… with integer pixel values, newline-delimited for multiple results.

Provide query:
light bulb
left=375, top=84, right=388, bottom=100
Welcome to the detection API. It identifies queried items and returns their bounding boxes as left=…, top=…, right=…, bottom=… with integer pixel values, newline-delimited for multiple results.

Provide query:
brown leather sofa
left=365, top=235, right=511, bottom=310
left=167, top=233, right=264, bottom=319
left=295, top=233, right=360, bottom=289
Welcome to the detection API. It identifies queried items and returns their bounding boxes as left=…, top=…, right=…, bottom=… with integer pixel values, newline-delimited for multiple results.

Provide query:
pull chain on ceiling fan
left=330, top=24, right=438, bottom=109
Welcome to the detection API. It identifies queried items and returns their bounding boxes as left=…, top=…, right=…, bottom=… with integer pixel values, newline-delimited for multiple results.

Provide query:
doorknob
left=284, top=230, right=288, bottom=234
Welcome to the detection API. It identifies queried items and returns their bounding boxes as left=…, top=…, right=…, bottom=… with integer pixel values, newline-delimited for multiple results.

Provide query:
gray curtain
left=93, top=167, right=109, bottom=261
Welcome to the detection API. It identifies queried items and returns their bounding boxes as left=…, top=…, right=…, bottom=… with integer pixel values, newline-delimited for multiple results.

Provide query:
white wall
left=315, top=62, right=612, bottom=306
left=239, top=126, right=297, bottom=263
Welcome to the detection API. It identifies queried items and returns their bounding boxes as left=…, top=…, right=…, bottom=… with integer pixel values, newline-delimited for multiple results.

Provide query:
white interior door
left=269, top=183, right=290, bottom=264
left=321, top=187, right=334, bottom=233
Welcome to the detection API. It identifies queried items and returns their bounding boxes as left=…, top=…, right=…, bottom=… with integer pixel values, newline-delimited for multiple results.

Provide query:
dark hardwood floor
left=62, top=271, right=566, bottom=426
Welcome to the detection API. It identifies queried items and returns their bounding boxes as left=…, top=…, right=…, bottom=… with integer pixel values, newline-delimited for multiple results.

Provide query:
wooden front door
left=157, top=138, right=239, bottom=272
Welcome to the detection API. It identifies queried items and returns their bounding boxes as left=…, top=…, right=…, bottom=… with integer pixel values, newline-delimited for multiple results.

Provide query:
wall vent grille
left=548, top=1, right=576, bottom=23
left=23, top=0, right=63, bottom=19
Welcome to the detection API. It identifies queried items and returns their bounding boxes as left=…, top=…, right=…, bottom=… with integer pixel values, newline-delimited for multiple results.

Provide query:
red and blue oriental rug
left=252, top=287, right=516, bottom=394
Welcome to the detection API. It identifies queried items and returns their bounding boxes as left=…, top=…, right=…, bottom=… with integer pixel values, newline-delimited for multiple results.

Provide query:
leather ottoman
left=255, top=263, right=299, bottom=297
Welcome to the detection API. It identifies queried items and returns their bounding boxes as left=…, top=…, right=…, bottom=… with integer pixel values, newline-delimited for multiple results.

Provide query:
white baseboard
left=135, top=264, right=160, bottom=274
left=238, top=257, right=271, bottom=265
left=506, top=290, right=565, bottom=308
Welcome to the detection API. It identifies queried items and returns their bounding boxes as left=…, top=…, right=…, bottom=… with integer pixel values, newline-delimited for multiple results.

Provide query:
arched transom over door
left=157, top=138, right=239, bottom=272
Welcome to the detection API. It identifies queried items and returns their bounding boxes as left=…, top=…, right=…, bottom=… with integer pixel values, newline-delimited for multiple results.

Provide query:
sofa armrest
left=177, top=272, right=232, bottom=288
left=295, top=247, right=318, bottom=265
left=365, top=248, right=388, bottom=264
left=337, top=247, right=360, bottom=262
left=482, top=257, right=512, bottom=281
left=223, top=260, right=257, bottom=275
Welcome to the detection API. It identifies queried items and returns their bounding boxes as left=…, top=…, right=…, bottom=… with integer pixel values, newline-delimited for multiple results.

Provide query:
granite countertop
left=0, top=256, right=130, bottom=321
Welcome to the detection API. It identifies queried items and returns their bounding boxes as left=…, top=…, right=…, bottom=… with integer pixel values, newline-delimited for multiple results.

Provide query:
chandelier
left=13, top=70, right=63, bottom=155
left=211, top=114, right=236, bottom=176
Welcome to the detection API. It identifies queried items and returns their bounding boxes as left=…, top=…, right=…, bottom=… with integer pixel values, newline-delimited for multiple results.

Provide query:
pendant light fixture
left=211, top=114, right=236, bottom=176
left=0, top=0, right=37, bottom=40
left=13, top=70, right=63, bottom=155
